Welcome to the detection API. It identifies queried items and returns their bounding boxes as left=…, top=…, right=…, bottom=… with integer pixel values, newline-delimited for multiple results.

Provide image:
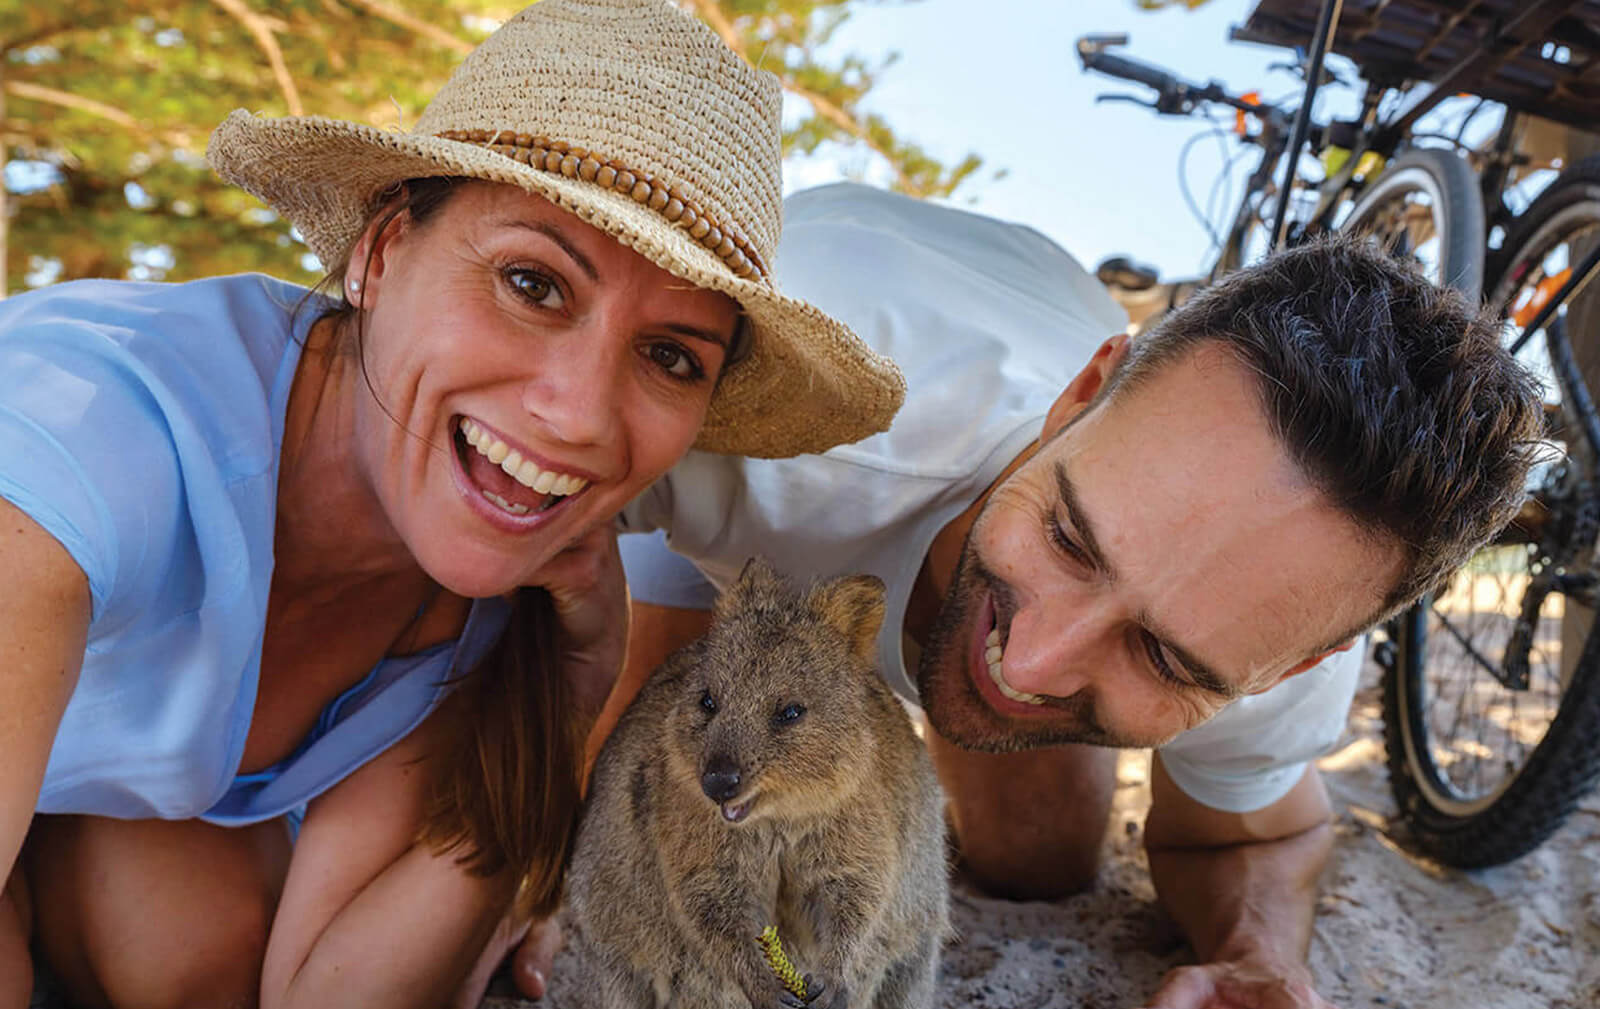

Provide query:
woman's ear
left=1042, top=332, right=1132, bottom=440
left=343, top=193, right=414, bottom=308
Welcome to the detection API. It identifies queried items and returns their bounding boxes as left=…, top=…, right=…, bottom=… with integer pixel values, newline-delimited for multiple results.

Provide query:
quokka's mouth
left=720, top=796, right=755, bottom=823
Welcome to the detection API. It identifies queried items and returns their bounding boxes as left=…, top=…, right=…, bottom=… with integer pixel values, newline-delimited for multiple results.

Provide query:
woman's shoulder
left=0, top=274, right=323, bottom=627
left=0, top=273, right=320, bottom=381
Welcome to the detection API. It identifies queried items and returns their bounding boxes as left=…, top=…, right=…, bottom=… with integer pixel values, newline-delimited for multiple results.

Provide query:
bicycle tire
left=1382, top=161, right=1600, bottom=868
left=1335, top=147, right=1486, bottom=302
left=1485, top=153, right=1600, bottom=299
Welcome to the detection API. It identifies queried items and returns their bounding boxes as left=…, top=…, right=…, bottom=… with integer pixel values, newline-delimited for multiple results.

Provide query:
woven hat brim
left=208, top=111, right=905, bottom=459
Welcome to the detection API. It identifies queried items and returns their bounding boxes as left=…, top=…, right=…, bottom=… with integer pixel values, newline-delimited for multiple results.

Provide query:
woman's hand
left=530, top=520, right=629, bottom=722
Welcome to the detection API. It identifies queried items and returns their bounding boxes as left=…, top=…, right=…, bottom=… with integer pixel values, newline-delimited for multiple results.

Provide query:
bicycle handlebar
left=1076, top=34, right=1179, bottom=94
left=1076, top=32, right=1283, bottom=122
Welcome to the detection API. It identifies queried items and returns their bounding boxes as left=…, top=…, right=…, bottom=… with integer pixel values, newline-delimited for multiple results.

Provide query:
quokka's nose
left=700, top=756, right=742, bottom=802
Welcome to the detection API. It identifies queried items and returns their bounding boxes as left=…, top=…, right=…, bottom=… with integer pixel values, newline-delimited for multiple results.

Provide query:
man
left=587, top=183, right=1539, bottom=1008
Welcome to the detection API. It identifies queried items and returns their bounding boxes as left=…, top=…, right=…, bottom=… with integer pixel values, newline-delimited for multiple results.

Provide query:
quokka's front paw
left=776, top=975, right=847, bottom=1009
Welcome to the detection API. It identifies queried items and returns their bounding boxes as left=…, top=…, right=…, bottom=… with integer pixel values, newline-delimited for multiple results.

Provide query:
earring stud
left=348, top=278, right=361, bottom=292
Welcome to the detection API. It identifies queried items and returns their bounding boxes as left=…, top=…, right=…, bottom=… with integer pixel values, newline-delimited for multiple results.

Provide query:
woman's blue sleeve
left=0, top=327, right=183, bottom=629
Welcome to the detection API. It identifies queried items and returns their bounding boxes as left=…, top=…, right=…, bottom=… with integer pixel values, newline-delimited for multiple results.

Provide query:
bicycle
left=1079, top=1, right=1600, bottom=868
left=1076, top=32, right=1485, bottom=303
left=1381, top=155, right=1600, bottom=867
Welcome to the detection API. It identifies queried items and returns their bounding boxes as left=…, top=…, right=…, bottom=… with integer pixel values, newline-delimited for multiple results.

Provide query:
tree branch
left=5, top=80, right=142, bottom=131
left=338, top=0, right=473, bottom=54
left=209, top=0, right=302, bottom=116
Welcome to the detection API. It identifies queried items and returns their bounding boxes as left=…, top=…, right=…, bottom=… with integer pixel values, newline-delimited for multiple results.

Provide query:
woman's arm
left=259, top=706, right=515, bottom=1009
left=0, top=497, right=90, bottom=883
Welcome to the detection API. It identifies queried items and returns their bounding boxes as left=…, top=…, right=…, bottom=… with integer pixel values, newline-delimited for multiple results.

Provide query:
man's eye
left=1048, top=517, right=1089, bottom=565
left=505, top=267, right=564, bottom=309
left=1142, top=635, right=1186, bottom=687
left=647, top=341, right=705, bottom=382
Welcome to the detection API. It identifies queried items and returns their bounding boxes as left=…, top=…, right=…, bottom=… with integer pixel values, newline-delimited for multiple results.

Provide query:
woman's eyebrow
left=660, top=323, right=729, bottom=350
left=498, top=218, right=599, bottom=282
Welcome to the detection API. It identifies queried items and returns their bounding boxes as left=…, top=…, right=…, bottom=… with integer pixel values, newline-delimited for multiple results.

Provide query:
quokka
left=567, top=558, right=950, bottom=1008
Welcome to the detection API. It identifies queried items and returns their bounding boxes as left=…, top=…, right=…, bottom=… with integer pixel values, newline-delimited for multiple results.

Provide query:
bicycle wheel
left=1334, top=147, right=1486, bottom=301
left=1380, top=159, right=1600, bottom=868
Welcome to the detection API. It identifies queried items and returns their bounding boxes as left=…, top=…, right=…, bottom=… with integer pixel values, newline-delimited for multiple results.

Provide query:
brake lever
left=1095, top=92, right=1158, bottom=110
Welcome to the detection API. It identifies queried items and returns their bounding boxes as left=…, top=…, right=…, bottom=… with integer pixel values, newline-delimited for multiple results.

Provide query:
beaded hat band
left=206, top=0, right=904, bottom=459
left=436, top=129, right=768, bottom=280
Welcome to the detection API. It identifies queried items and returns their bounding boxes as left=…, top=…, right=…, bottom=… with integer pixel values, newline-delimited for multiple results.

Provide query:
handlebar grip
left=1082, top=50, right=1177, bottom=93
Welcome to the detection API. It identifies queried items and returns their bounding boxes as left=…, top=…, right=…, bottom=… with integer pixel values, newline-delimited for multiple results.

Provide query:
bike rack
left=1270, top=0, right=1344, bottom=251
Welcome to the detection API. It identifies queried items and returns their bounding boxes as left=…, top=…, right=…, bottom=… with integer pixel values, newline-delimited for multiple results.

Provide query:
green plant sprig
left=756, top=924, right=808, bottom=999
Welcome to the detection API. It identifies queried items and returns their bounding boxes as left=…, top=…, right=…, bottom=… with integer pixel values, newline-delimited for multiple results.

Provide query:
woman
left=0, top=2, right=903, bottom=1007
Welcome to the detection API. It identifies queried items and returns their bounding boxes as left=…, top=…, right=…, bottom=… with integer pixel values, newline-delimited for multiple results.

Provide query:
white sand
left=524, top=659, right=1600, bottom=1008
left=31, top=658, right=1595, bottom=1007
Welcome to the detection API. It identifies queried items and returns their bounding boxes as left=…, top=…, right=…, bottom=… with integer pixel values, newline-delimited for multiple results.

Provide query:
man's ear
left=1042, top=333, right=1132, bottom=440
left=343, top=193, right=414, bottom=308
left=1247, top=639, right=1359, bottom=695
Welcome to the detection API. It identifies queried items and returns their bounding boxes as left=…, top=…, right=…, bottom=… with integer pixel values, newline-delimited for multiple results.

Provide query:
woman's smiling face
left=345, top=180, right=738, bottom=597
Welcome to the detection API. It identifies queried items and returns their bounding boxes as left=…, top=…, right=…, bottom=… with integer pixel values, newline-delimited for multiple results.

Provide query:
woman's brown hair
left=310, top=177, right=582, bottom=917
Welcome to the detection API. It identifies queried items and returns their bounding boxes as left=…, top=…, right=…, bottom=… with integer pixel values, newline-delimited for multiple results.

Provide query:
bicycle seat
left=1095, top=255, right=1161, bottom=291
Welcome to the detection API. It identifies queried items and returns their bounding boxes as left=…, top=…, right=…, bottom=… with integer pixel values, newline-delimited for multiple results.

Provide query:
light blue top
left=0, top=274, right=507, bottom=826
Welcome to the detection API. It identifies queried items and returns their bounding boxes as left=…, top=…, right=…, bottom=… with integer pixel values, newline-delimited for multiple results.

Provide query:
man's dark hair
left=1104, top=234, right=1543, bottom=627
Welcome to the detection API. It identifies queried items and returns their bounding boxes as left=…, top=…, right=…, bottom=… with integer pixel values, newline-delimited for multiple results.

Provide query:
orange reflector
left=1512, top=267, right=1573, bottom=328
left=1234, top=91, right=1261, bottom=137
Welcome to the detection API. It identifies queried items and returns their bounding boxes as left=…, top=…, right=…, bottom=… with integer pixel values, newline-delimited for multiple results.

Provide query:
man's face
left=917, top=343, right=1401, bottom=752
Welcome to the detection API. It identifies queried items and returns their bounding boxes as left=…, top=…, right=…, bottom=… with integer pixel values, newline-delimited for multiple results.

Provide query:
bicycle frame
left=1262, top=0, right=1586, bottom=251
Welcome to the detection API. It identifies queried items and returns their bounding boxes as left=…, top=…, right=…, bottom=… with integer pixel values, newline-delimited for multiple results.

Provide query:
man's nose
left=1000, top=600, right=1108, bottom=698
left=522, top=322, right=625, bottom=446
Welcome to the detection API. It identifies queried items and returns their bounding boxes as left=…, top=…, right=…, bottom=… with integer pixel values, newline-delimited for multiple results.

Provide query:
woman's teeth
left=986, top=628, right=1045, bottom=705
left=458, top=417, right=591, bottom=499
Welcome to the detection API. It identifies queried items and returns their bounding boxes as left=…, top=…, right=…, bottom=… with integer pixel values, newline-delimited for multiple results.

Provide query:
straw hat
left=207, top=0, right=903, bottom=458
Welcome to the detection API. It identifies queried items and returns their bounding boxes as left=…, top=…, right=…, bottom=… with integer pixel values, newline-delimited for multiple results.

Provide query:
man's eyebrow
left=502, top=219, right=599, bottom=283
left=1055, top=461, right=1117, bottom=582
left=1055, top=461, right=1240, bottom=699
left=1152, top=634, right=1241, bottom=699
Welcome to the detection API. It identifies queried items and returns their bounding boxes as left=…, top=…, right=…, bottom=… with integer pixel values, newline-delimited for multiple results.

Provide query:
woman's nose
left=522, top=325, right=626, bottom=446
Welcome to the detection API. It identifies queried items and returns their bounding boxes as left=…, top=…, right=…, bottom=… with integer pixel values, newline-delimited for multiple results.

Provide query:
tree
left=0, top=0, right=982, bottom=293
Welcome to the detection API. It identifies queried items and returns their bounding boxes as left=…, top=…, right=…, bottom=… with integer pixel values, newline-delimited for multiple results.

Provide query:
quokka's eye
left=700, top=690, right=718, bottom=714
left=773, top=703, right=806, bottom=726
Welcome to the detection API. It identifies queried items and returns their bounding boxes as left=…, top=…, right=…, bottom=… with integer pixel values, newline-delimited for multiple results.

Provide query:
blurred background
left=0, top=0, right=1548, bottom=294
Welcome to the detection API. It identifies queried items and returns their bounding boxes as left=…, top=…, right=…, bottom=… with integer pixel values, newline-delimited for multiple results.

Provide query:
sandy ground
left=523, top=658, right=1600, bottom=1009
left=30, top=658, right=1600, bottom=1007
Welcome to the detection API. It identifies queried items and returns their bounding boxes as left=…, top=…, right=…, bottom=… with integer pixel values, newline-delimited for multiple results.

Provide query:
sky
left=779, top=0, right=1414, bottom=282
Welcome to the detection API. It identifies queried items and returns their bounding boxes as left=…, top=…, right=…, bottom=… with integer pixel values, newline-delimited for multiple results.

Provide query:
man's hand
left=1141, top=958, right=1335, bottom=1009
left=531, top=520, right=629, bottom=719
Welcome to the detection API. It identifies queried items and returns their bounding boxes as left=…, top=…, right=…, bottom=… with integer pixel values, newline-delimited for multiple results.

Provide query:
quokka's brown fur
left=566, top=558, right=951, bottom=1009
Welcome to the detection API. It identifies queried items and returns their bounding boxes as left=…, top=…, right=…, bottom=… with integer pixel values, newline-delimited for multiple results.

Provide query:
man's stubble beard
left=915, top=530, right=1125, bottom=753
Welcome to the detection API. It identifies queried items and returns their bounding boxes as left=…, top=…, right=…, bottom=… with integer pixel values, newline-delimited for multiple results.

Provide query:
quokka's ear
left=808, top=574, right=887, bottom=661
left=715, top=555, right=787, bottom=620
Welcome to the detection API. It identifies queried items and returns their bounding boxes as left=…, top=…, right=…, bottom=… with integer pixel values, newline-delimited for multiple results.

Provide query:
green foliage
left=1, top=0, right=984, bottom=292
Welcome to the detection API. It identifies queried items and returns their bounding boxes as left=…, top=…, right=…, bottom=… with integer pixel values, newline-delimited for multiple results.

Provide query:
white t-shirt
left=619, top=182, right=1361, bottom=813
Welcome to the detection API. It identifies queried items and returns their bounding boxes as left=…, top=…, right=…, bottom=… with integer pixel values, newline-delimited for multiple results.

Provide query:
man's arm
left=1141, top=755, right=1336, bottom=1009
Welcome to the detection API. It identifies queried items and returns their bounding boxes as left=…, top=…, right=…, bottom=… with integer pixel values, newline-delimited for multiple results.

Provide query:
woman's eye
left=773, top=703, right=806, bottom=726
left=647, top=341, right=704, bottom=381
left=505, top=268, right=564, bottom=310
left=700, top=690, right=718, bottom=714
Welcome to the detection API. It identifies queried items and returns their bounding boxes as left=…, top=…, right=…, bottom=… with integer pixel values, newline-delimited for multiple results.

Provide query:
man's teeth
left=458, top=418, right=590, bottom=497
left=985, top=628, right=1046, bottom=705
